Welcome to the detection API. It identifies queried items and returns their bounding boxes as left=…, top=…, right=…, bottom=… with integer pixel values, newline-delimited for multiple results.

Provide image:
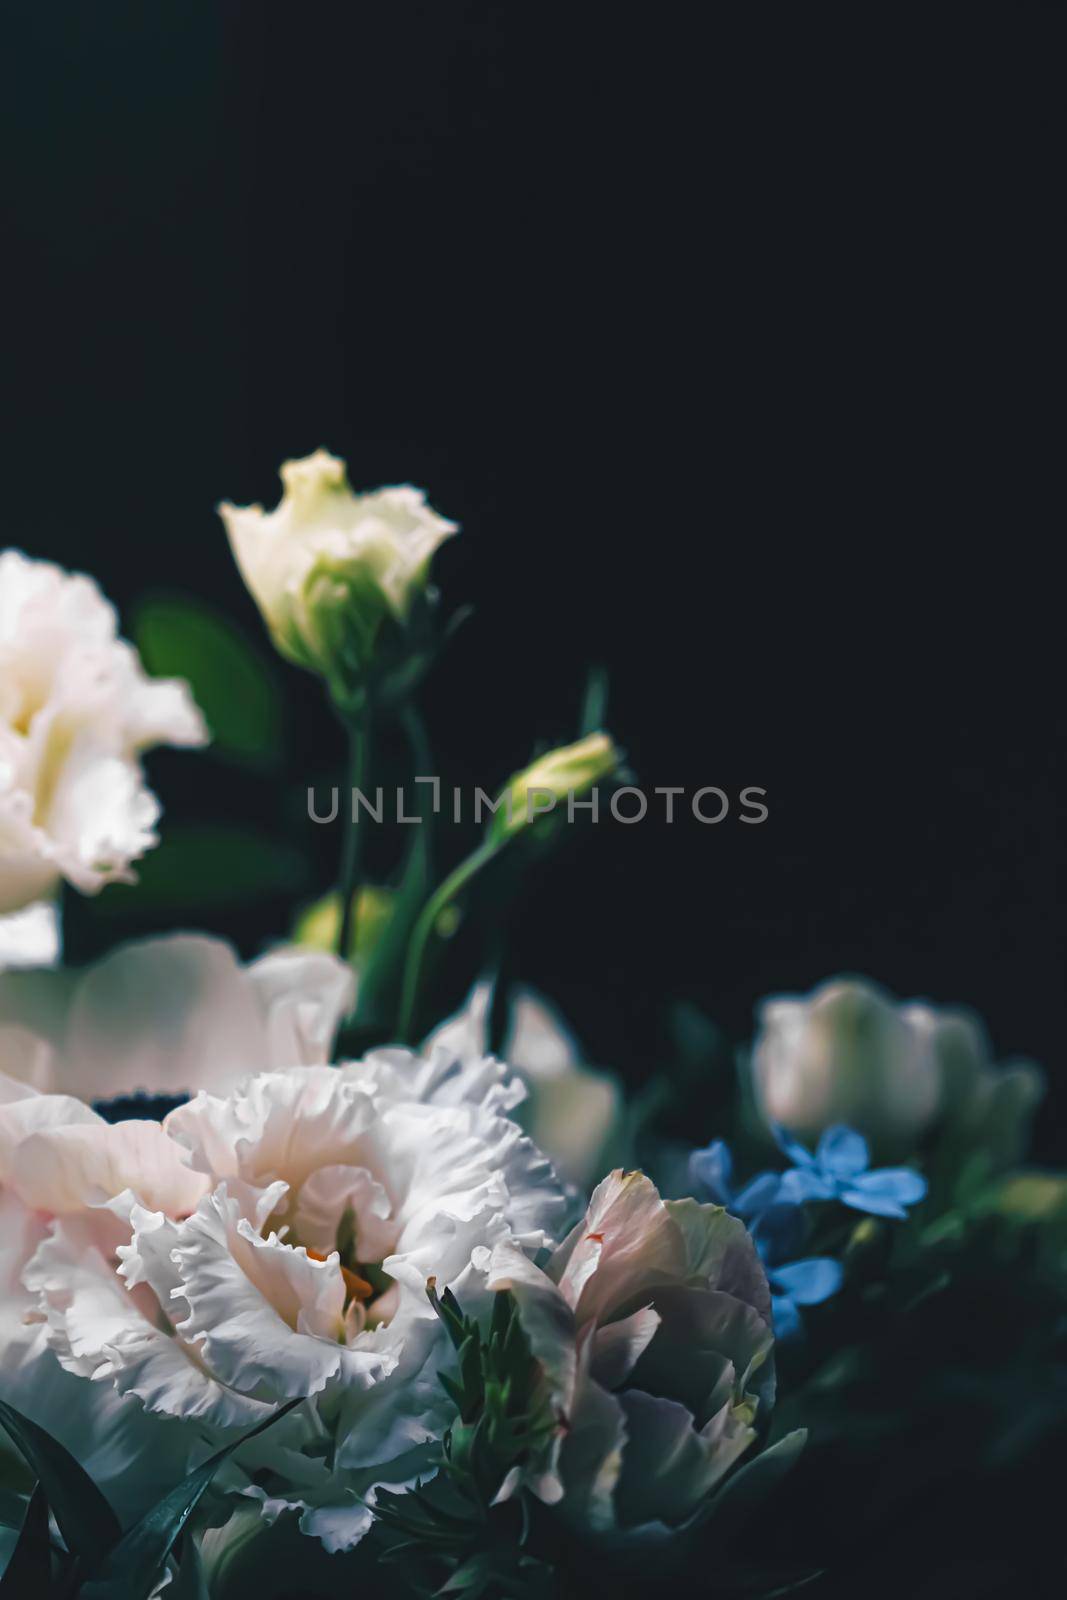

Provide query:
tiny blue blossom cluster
left=688, top=1124, right=927, bottom=1339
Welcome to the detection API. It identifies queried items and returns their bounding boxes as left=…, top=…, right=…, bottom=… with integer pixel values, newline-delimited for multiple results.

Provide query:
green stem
left=399, top=703, right=435, bottom=883
left=337, top=710, right=373, bottom=963
left=397, top=837, right=500, bottom=1043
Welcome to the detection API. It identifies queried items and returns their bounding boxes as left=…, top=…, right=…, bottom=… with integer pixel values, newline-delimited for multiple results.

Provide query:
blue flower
left=687, top=1139, right=784, bottom=1218
left=750, top=1203, right=843, bottom=1341
left=689, top=1143, right=844, bottom=1340
left=774, top=1125, right=927, bottom=1219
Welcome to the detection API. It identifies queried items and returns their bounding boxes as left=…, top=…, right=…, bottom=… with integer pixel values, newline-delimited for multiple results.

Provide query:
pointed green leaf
left=0, top=1492, right=30, bottom=1533
left=79, top=1399, right=300, bottom=1600
left=86, top=825, right=310, bottom=915
left=701, top=1429, right=808, bottom=1541
left=438, top=1373, right=467, bottom=1413
left=0, top=1399, right=121, bottom=1568
left=135, top=597, right=284, bottom=770
left=0, top=1482, right=53, bottom=1596
left=436, top=1550, right=494, bottom=1595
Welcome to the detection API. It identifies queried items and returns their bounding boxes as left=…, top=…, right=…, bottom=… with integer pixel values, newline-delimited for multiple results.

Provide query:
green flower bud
left=293, top=884, right=395, bottom=966
left=219, top=450, right=456, bottom=712
left=491, top=732, right=620, bottom=841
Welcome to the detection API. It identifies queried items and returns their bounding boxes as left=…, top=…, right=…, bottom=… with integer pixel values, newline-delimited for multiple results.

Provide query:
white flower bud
left=219, top=449, right=456, bottom=710
left=752, top=975, right=1045, bottom=1163
left=752, top=977, right=943, bottom=1156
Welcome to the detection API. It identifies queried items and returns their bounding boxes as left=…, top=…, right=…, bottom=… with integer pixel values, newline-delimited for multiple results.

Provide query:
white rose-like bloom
left=0, top=937, right=356, bottom=1522
left=3, top=1038, right=566, bottom=1550
left=0, top=1081, right=211, bottom=1523
left=159, top=1049, right=566, bottom=1549
left=219, top=450, right=456, bottom=708
left=0, top=550, right=207, bottom=913
left=482, top=1169, right=774, bottom=1535
left=751, top=975, right=1043, bottom=1160
left=426, top=978, right=623, bottom=1189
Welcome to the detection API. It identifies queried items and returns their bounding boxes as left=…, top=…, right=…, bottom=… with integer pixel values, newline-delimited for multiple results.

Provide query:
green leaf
left=88, top=826, right=310, bottom=914
left=0, top=1483, right=53, bottom=1596
left=436, top=1550, right=495, bottom=1595
left=0, top=1399, right=121, bottom=1569
left=135, top=596, right=284, bottom=770
left=0, top=1492, right=29, bottom=1533
left=701, top=1429, right=808, bottom=1542
left=79, top=1400, right=301, bottom=1600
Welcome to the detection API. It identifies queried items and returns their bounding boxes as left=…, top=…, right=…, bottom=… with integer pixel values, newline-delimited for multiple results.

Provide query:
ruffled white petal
left=0, top=549, right=207, bottom=913
left=425, top=980, right=622, bottom=1187
left=9, top=1118, right=207, bottom=1215
left=169, top=1186, right=358, bottom=1402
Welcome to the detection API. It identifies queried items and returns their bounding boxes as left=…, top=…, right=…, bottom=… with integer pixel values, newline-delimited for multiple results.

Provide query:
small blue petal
left=838, top=1186, right=907, bottom=1219
left=816, top=1125, right=870, bottom=1180
left=771, top=1124, right=816, bottom=1170
left=771, top=1293, right=803, bottom=1341
left=771, top=1256, right=844, bottom=1306
left=778, top=1167, right=837, bottom=1206
left=733, top=1171, right=784, bottom=1218
left=852, top=1167, right=928, bottom=1206
left=688, top=1140, right=734, bottom=1206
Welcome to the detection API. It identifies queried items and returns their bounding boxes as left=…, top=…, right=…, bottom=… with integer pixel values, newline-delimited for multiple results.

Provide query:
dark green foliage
left=0, top=1397, right=121, bottom=1571
left=0, top=1483, right=53, bottom=1596
left=0, top=1396, right=299, bottom=1599
left=372, top=1286, right=557, bottom=1599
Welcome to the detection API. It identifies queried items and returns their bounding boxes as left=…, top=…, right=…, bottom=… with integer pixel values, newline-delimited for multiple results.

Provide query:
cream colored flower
left=425, top=979, right=623, bottom=1188
left=219, top=450, right=456, bottom=707
left=157, top=1048, right=566, bottom=1548
left=0, top=937, right=356, bottom=1523
left=751, top=976, right=1043, bottom=1160
left=0, top=972, right=566, bottom=1552
left=0, top=551, right=207, bottom=913
left=0, top=932, right=354, bottom=1104
left=482, top=1169, right=774, bottom=1535
left=0, top=1080, right=209, bottom=1523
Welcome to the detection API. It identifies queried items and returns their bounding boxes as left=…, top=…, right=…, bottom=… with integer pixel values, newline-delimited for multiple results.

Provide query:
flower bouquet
left=0, top=452, right=1063, bottom=1599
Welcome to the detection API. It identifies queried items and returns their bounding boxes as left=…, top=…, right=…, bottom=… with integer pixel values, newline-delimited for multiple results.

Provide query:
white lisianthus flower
left=0, top=1080, right=211, bottom=1523
left=904, top=997, right=1043, bottom=1178
left=0, top=948, right=566, bottom=1554
left=750, top=975, right=1043, bottom=1161
left=0, top=937, right=356, bottom=1522
left=219, top=450, right=456, bottom=710
left=481, top=1169, right=774, bottom=1535
left=426, top=979, right=623, bottom=1189
left=159, top=1048, right=566, bottom=1549
left=0, top=550, right=207, bottom=913
left=0, top=932, right=355, bottom=1105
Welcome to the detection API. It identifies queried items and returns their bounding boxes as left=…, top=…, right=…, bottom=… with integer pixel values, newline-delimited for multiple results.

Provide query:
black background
left=4, top=9, right=1067, bottom=1598
left=4, top=4, right=1063, bottom=1141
